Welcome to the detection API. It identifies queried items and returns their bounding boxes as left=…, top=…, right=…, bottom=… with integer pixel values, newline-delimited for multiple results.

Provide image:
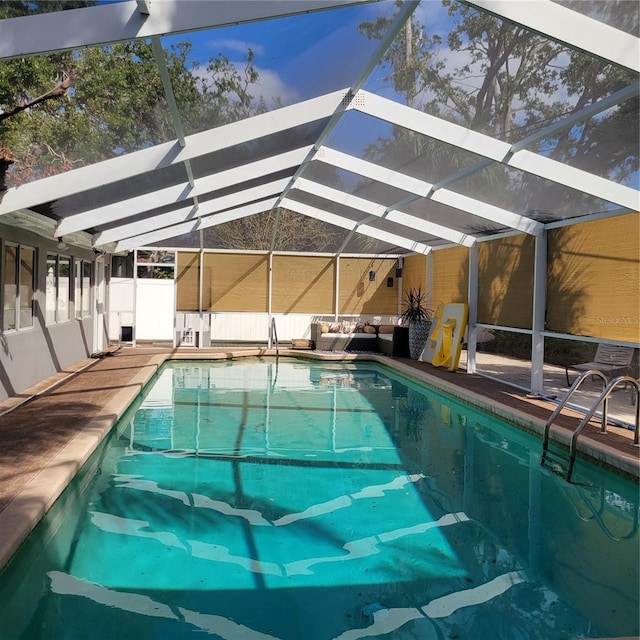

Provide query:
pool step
left=540, top=445, right=570, bottom=476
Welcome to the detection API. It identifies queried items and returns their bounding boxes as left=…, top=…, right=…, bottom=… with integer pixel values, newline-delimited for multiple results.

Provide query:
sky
left=88, top=0, right=640, bottom=190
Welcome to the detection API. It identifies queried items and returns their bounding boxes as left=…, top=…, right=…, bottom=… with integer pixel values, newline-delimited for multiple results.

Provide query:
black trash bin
left=392, top=326, right=410, bottom=358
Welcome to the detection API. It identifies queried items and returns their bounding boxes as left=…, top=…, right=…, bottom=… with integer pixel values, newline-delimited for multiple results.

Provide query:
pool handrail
left=269, top=316, right=279, bottom=358
left=566, top=375, right=640, bottom=481
left=541, top=369, right=609, bottom=467
left=542, top=370, right=640, bottom=482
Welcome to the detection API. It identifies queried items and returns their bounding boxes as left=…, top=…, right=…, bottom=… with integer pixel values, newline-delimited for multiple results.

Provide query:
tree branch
left=0, top=73, right=75, bottom=122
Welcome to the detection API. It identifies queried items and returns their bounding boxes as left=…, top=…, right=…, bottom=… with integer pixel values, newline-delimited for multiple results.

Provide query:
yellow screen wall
left=401, top=254, right=426, bottom=297
left=204, top=253, right=268, bottom=312
left=338, top=257, right=398, bottom=315
left=478, top=236, right=534, bottom=329
left=547, top=213, right=639, bottom=342
left=176, top=251, right=200, bottom=311
left=272, top=255, right=335, bottom=313
left=431, top=247, right=469, bottom=309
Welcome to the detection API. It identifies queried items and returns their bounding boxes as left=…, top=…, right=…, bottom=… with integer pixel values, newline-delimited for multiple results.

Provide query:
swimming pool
left=1, top=358, right=638, bottom=639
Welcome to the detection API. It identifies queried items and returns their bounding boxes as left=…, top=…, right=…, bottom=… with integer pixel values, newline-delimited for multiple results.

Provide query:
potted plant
left=401, top=286, right=432, bottom=360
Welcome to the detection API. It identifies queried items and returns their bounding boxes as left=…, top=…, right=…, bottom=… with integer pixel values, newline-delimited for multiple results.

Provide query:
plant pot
left=408, top=319, right=431, bottom=360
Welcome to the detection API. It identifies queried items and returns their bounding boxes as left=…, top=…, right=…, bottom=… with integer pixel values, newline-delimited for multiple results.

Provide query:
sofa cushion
left=379, top=325, right=395, bottom=334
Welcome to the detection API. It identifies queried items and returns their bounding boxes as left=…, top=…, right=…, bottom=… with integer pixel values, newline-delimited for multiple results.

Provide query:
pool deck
left=0, top=346, right=638, bottom=572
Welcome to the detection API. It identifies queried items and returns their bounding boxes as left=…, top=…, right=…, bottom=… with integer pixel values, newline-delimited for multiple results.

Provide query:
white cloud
left=249, top=66, right=300, bottom=108
left=191, top=62, right=299, bottom=108
left=206, top=38, right=265, bottom=57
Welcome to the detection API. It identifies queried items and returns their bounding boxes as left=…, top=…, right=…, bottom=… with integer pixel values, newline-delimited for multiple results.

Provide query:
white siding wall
left=108, top=278, right=175, bottom=342
left=136, top=279, right=175, bottom=341
left=108, top=278, right=135, bottom=341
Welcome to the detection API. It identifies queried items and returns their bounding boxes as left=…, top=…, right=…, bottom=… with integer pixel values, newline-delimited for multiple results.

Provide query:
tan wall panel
left=176, top=251, right=200, bottom=311
left=547, top=213, right=640, bottom=342
left=478, top=236, right=533, bottom=329
left=272, top=256, right=336, bottom=313
left=338, top=257, right=398, bottom=315
left=205, top=253, right=268, bottom=312
left=432, top=247, right=469, bottom=309
left=402, top=255, right=426, bottom=296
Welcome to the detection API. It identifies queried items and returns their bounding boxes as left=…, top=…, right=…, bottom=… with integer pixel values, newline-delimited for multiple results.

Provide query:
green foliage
left=0, top=3, right=339, bottom=252
left=357, top=0, right=638, bottom=214
left=401, top=286, right=432, bottom=323
left=0, top=26, right=265, bottom=186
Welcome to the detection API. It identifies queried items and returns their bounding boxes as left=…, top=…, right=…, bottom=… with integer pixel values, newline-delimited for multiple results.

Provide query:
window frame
left=3, top=243, right=36, bottom=332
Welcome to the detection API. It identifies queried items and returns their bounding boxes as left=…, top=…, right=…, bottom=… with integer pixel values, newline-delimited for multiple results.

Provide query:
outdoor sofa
left=311, top=322, right=396, bottom=354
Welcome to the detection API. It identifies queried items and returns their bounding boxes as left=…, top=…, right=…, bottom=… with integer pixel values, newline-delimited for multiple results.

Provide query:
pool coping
left=0, top=348, right=637, bottom=574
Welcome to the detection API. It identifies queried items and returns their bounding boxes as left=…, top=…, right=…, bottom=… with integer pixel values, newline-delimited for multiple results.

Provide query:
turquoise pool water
left=1, top=359, right=638, bottom=639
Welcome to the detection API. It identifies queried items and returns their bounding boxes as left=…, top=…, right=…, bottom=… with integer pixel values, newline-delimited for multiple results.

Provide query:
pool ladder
left=541, top=370, right=640, bottom=482
left=269, top=317, right=279, bottom=359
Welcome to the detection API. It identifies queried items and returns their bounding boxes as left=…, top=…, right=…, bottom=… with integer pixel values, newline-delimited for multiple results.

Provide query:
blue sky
left=162, top=2, right=395, bottom=106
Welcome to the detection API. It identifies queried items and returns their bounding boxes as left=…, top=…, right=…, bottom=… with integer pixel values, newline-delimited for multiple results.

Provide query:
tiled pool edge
left=374, top=355, right=640, bottom=481
left=1, top=349, right=637, bottom=575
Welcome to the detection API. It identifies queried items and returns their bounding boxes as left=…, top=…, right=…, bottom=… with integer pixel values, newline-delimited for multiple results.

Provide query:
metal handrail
left=269, top=317, right=279, bottom=358
left=541, top=369, right=609, bottom=466
left=566, top=376, right=640, bottom=481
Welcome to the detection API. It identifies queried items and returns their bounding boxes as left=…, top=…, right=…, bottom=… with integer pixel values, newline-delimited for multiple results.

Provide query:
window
left=82, top=261, right=91, bottom=316
left=3, top=245, right=17, bottom=330
left=3, top=244, right=35, bottom=331
left=136, top=250, right=175, bottom=279
left=46, top=253, right=71, bottom=323
left=112, top=253, right=133, bottom=278
left=75, top=260, right=92, bottom=318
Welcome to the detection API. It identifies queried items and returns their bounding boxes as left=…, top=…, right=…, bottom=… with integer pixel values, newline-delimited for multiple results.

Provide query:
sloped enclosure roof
left=0, top=0, right=638, bottom=255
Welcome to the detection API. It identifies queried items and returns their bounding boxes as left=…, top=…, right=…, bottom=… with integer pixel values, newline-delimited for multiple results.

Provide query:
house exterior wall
left=0, top=223, right=98, bottom=403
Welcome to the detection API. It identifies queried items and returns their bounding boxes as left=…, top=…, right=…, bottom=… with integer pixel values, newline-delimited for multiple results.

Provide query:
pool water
left=1, top=359, right=638, bottom=639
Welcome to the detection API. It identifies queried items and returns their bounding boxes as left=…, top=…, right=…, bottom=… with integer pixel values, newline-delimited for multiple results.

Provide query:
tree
left=0, top=3, right=345, bottom=252
left=203, top=208, right=344, bottom=252
left=357, top=1, right=638, bottom=217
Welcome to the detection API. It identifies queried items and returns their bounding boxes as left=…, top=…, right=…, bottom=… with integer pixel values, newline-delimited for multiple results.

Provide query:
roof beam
left=356, top=92, right=640, bottom=211
left=294, top=177, right=477, bottom=246
left=94, top=177, right=291, bottom=246
left=0, top=0, right=371, bottom=60
left=430, top=82, right=639, bottom=192
left=0, top=90, right=346, bottom=217
left=316, top=146, right=543, bottom=236
left=56, top=146, right=312, bottom=236
left=463, top=0, right=640, bottom=73
left=114, top=197, right=279, bottom=252
left=281, top=197, right=432, bottom=255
